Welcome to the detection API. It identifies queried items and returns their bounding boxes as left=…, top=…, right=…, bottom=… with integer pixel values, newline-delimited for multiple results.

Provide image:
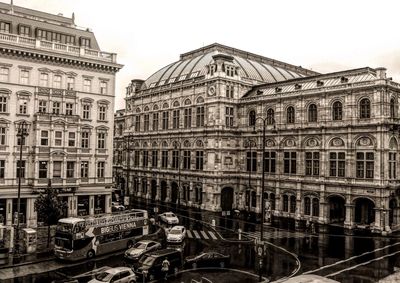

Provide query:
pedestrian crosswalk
left=186, top=229, right=222, bottom=241
left=242, top=229, right=317, bottom=241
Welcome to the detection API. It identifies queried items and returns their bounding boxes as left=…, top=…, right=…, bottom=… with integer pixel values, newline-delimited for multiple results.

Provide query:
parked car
left=112, top=202, right=125, bottom=212
left=159, top=212, right=179, bottom=225
left=124, top=240, right=161, bottom=261
left=184, top=251, right=230, bottom=269
left=134, top=248, right=183, bottom=282
left=88, top=267, right=136, bottom=283
left=166, top=226, right=186, bottom=243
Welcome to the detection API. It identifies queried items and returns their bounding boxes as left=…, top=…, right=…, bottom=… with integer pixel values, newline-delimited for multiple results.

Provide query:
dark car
left=184, top=252, right=230, bottom=269
left=134, top=248, right=182, bottom=281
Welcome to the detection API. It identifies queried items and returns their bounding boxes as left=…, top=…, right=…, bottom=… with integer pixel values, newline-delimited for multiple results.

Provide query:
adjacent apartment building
left=0, top=3, right=122, bottom=227
left=115, top=43, right=400, bottom=234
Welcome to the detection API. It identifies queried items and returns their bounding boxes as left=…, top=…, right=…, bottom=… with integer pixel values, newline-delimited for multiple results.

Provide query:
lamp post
left=14, top=121, right=29, bottom=261
left=124, top=134, right=133, bottom=208
left=173, top=140, right=182, bottom=209
left=245, top=139, right=256, bottom=210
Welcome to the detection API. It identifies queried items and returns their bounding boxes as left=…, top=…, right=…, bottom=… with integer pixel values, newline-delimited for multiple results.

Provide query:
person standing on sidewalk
left=161, top=257, right=170, bottom=281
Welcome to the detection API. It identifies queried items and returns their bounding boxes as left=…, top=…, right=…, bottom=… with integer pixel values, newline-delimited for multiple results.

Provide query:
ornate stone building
left=115, top=43, right=400, bottom=234
left=0, top=3, right=122, bottom=227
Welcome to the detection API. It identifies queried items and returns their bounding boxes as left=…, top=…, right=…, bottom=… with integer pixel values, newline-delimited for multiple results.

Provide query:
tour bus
left=54, top=209, right=149, bottom=261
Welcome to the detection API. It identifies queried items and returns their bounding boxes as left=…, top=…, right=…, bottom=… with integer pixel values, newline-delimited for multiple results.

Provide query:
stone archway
left=160, top=180, right=167, bottom=202
left=171, top=182, right=179, bottom=204
left=221, top=187, right=234, bottom=211
left=328, top=195, right=345, bottom=224
left=354, top=198, right=375, bottom=225
left=151, top=180, right=157, bottom=200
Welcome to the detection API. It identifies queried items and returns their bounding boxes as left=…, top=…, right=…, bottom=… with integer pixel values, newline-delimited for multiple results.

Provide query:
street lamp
left=14, top=121, right=29, bottom=261
left=245, top=139, right=256, bottom=210
left=124, top=134, right=133, bottom=208
left=173, top=140, right=182, bottom=208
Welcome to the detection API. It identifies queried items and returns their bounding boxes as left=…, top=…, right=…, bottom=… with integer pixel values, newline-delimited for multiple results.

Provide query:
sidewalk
left=378, top=268, right=400, bottom=283
left=0, top=249, right=54, bottom=270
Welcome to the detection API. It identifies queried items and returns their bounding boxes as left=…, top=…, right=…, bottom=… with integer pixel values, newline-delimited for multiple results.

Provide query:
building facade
left=0, top=3, right=122, bottom=227
left=114, top=43, right=400, bottom=234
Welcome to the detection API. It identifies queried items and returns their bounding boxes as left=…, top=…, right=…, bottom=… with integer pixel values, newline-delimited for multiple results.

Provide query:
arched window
left=283, top=195, right=289, bottom=212
left=249, top=110, right=256, bottom=126
left=332, top=101, right=342, bottom=120
left=304, top=197, right=311, bottom=215
left=290, top=195, right=296, bottom=213
left=287, top=106, right=295, bottom=124
left=390, top=98, right=395, bottom=118
left=312, top=198, right=319, bottom=217
left=308, top=104, right=317, bottom=122
left=267, top=108, right=274, bottom=125
left=360, top=98, right=371, bottom=119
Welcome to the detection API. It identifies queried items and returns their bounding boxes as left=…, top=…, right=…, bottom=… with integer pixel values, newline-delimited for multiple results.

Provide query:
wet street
left=1, top=199, right=400, bottom=282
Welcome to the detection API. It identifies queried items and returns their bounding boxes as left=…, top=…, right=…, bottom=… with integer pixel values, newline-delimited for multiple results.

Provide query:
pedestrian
left=161, top=257, right=170, bottom=281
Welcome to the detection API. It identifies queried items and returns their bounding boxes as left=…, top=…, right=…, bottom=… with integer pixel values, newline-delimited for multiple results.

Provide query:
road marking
left=193, top=230, right=200, bottom=239
left=303, top=242, right=400, bottom=275
left=200, top=230, right=209, bottom=239
left=186, top=230, right=193, bottom=238
left=208, top=231, right=218, bottom=240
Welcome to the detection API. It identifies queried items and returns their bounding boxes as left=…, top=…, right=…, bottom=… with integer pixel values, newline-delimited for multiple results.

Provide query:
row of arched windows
left=248, top=98, right=373, bottom=125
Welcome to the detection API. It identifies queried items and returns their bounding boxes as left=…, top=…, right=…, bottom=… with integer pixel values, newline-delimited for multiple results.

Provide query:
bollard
left=238, top=228, right=242, bottom=240
left=211, top=219, right=215, bottom=228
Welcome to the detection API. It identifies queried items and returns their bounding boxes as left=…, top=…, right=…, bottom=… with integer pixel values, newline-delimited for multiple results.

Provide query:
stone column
left=89, top=195, right=95, bottom=216
left=155, top=178, right=160, bottom=201
left=137, top=179, right=142, bottom=198
left=344, top=203, right=355, bottom=233
left=105, top=194, right=111, bottom=214
left=374, top=208, right=382, bottom=233
left=26, top=198, right=37, bottom=228
left=188, top=182, right=193, bottom=206
left=6, top=199, right=12, bottom=226
left=165, top=184, right=171, bottom=202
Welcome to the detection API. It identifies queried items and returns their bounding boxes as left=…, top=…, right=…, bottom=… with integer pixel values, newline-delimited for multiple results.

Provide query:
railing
left=0, top=32, right=117, bottom=63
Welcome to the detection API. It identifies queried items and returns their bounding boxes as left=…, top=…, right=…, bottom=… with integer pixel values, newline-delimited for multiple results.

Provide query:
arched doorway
left=328, top=195, right=345, bottom=224
left=389, top=199, right=397, bottom=227
left=221, top=187, right=234, bottom=211
left=171, top=182, right=179, bottom=204
left=160, top=181, right=167, bottom=202
left=151, top=180, right=157, bottom=200
left=354, top=198, right=375, bottom=225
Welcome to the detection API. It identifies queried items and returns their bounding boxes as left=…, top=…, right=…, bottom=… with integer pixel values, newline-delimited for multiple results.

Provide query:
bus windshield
left=57, top=222, right=73, bottom=233
left=55, top=237, right=72, bottom=251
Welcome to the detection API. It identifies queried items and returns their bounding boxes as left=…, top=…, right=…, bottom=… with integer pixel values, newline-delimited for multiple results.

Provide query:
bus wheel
left=127, top=240, right=134, bottom=249
left=87, top=249, right=95, bottom=259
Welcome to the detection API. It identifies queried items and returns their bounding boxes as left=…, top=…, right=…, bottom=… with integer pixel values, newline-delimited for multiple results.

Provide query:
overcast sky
left=9, top=0, right=400, bottom=110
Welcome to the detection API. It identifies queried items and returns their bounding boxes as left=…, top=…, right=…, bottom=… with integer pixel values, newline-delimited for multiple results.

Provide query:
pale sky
left=9, top=0, right=400, bottom=110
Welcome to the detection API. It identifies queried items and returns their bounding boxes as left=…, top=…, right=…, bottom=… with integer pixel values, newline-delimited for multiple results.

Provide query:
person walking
left=161, top=257, right=170, bottom=281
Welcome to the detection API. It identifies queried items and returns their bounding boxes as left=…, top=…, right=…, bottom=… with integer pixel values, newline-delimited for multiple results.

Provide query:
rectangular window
left=97, top=161, right=105, bottom=178
left=330, top=152, right=345, bottom=177
left=83, top=79, right=91, bottom=92
left=356, top=152, right=374, bottom=179
left=264, top=151, right=276, bottom=173
left=144, top=114, right=149, bottom=131
left=0, top=67, right=9, bottom=82
left=65, top=35, right=75, bottom=45
left=0, top=160, right=4, bottom=178
left=196, top=151, right=204, bottom=170
left=0, top=127, right=5, bottom=145
left=184, top=108, right=192, bottom=128
left=19, top=25, right=30, bottom=37
left=19, top=101, right=27, bottom=114
left=54, top=131, right=63, bottom=146
left=53, top=75, right=62, bottom=88
left=100, top=81, right=107, bottom=94
left=225, top=107, right=234, bottom=127
left=152, top=113, right=159, bottom=131
left=142, top=150, right=148, bottom=167
left=134, top=151, right=140, bottom=167
left=16, top=160, right=26, bottom=178
left=39, top=73, right=48, bottom=87
left=39, top=161, right=48, bottom=178
left=162, top=150, right=168, bottom=168
left=52, top=101, right=61, bottom=115
left=183, top=150, right=191, bottom=170
left=38, top=100, right=47, bottom=113
left=305, top=152, right=320, bottom=176
left=53, top=161, right=62, bottom=178
left=0, top=96, right=7, bottom=113
left=162, top=111, right=169, bottom=130
left=135, top=115, right=140, bottom=132
left=173, top=110, right=180, bottom=129
left=81, top=161, right=89, bottom=178
left=152, top=150, right=158, bottom=168
left=81, top=38, right=91, bottom=48
left=172, top=150, right=179, bottom=169
left=226, top=85, right=234, bottom=98
left=41, top=130, right=48, bottom=146
left=284, top=152, right=296, bottom=174
left=81, top=131, right=89, bottom=148
left=82, top=104, right=90, bottom=119
left=68, top=132, right=75, bottom=147
left=97, top=132, right=105, bottom=149
left=389, top=152, right=397, bottom=179
left=66, top=161, right=75, bottom=178
left=20, top=69, right=29, bottom=84
left=98, top=105, right=106, bottom=121
left=246, top=152, right=257, bottom=172
left=65, top=103, right=73, bottom=115
left=196, top=106, right=204, bottom=127
left=226, top=66, right=235, bottom=77
left=0, top=22, right=11, bottom=33
left=67, top=77, right=75, bottom=90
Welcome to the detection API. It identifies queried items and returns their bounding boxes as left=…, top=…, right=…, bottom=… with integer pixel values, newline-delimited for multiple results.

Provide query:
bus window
left=57, top=223, right=73, bottom=233
left=73, top=221, right=86, bottom=233
left=55, top=237, right=72, bottom=250
left=73, top=237, right=92, bottom=250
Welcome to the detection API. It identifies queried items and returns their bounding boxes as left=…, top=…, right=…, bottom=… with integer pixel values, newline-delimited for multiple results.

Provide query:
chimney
left=376, top=67, right=387, bottom=79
